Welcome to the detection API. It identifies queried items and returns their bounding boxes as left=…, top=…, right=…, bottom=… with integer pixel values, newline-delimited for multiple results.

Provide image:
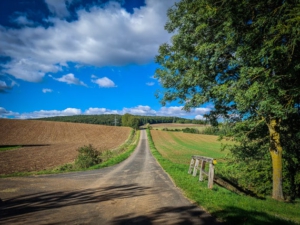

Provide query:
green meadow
left=148, top=129, right=300, bottom=225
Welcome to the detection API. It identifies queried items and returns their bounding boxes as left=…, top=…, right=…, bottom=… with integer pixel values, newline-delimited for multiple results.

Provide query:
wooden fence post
left=199, top=160, right=206, bottom=181
left=192, top=159, right=199, bottom=176
left=208, top=162, right=214, bottom=189
left=188, top=158, right=195, bottom=174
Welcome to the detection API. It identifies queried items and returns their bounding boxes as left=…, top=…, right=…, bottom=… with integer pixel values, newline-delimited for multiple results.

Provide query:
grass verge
left=0, top=146, right=21, bottom=152
left=0, top=130, right=140, bottom=178
left=146, top=129, right=300, bottom=225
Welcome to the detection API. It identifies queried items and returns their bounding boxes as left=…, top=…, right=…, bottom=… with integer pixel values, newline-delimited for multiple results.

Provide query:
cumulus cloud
left=45, top=0, right=72, bottom=18
left=0, top=0, right=176, bottom=82
left=51, top=73, right=87, bottom=86
left=146, top=82, right=155, bottom=86
left=92, top=77, right=116, bottom=88
left=0, top=81, right=11, bottom=93
left=0, top=107, right=18, bottom=118
left=194, top=107, right=211, bottom=115
left=156, top=106, right=211, bottom=118
left=42, top=88, right=53, bottom=93
left=84, top=107, right=118, bottom=115
left=122, top=105, right=157, bottom=116
left=13, top=15, right=35, bottom=26
left=195, top=115, right=204, bottom=120
left=0, top=104, right=212, bottom=119
left=16, top=108, right=82, bottom=119
left=0, top=80, right=18, bottom=93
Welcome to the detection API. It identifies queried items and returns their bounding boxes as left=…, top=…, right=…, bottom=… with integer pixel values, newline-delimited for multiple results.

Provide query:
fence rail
left=188, top=155, right=215, bottom=189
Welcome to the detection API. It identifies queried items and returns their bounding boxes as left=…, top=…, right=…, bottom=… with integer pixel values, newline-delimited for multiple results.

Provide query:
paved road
left=0, top=130, right=220, bottom=224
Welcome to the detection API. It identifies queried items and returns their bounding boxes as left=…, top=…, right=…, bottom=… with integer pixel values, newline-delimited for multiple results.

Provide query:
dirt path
left=0, top=130, right=220, bottom=224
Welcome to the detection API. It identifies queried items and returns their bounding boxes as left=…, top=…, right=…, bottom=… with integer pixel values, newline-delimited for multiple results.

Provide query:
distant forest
left=35, top=114, right=206, bottom=126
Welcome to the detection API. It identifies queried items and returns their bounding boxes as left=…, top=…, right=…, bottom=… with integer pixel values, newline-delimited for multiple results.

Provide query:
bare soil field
left=0, top=119, right=131, bottom=175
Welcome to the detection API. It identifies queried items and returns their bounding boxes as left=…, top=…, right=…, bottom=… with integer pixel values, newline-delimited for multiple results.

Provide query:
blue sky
left=0, top=0, right=211, bottom=119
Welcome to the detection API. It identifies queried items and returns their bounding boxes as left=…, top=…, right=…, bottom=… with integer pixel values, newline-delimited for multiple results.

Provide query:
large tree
left=155, top=0, right=300, bottom=200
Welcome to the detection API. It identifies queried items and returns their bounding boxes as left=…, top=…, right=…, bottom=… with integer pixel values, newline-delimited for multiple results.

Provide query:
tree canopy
left=155, top=0, right=300, bottom=200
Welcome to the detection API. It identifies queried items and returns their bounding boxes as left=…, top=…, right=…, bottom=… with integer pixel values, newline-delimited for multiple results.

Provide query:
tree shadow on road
left=0, top=184, right=152, bottom=223
left=0, top=183, right=223, bottom=225
left=111, top=205, right=221, bottom=225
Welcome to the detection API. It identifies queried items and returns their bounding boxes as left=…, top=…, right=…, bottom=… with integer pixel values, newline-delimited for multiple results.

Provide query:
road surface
left=0, top=130, right=220, bottom=224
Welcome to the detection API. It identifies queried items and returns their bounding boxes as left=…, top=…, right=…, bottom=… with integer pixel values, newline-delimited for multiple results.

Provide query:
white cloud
left=122, top=105, right=156, bottom=116
left=52, top=73, right=87, bottom=86
left=146, top=82, right=155, bottom=86
left=16, top=108, right=82, bottom=119
left=156, top=106, right=211, bottom=119
left=13, top=16, right=35, bottom=26
left=42, top=88, right=53, bottom=93
left=0, top=80, right=18, bottom=93
left=91, top=74, right=98, bottom=79
left=45, top=0, right=73, bottom=18
left=84, top=107, right=118, bottom=115
left=0, top=104, right=211, bottom=119
left=158, top=106, right=185, bottom=116
left=0, top=107, right=18, bottom=118
left=195, top=115, right=204, bottom=120
left=0, top=81, right=10, bottom=92
left=92, top=77, right=116, bottom=88
left=194, top=107, right=211, bottom=115
left=0, top=0, right=176, bottom=82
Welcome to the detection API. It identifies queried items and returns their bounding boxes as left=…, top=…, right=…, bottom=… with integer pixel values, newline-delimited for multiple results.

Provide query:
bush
left=75, top=144, right=103, bottom=169
left=182, top=128, right=200, bottom=134
left=200, top=126, right=219, bottom=135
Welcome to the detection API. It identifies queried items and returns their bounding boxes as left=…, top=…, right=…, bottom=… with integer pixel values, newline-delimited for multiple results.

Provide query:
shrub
left=182, top=128, right=200, bottom=134
left=75, top=144, right=103, bottom=169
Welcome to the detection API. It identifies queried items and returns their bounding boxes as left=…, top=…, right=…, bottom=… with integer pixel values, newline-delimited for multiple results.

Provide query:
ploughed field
left=0, top=119, right=131, bottom=175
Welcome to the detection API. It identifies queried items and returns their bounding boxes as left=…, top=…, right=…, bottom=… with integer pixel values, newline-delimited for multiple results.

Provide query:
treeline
left=35, top=114, right=123, bottom=126
left=35, top=114, right=206, bottom=127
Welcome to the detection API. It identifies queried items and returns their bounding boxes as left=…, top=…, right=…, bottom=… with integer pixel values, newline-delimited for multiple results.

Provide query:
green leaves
left=155, top=0, right=300, bottom=199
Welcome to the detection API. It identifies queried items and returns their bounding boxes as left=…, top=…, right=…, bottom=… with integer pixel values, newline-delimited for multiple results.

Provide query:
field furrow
left=0, top=119, right=131, bottom=175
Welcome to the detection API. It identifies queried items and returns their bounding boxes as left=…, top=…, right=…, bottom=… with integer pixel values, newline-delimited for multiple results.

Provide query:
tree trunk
left=267, top=118, right=284, bottom=201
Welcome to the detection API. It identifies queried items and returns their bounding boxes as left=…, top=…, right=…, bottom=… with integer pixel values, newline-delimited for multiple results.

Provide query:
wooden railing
left=188, top=155, right=215, bottom=189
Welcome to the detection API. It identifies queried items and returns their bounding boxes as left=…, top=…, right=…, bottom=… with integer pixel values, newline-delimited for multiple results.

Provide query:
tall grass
left=147, top=129, right=300, bottom=225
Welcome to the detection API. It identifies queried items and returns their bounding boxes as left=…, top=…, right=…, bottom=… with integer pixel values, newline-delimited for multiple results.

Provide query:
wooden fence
left=188, top=155, right=215, bottom=189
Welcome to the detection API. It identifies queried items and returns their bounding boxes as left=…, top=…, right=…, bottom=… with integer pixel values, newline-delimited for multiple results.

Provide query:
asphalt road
left=0, top=130, right=220, bottom=224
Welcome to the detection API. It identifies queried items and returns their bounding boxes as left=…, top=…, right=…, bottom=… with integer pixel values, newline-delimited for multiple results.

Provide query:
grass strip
left=0, top=130, right=140, bottom=178
left=0, top=146, right=21, bottom=152
left=146, top=129, right=300, bottom=225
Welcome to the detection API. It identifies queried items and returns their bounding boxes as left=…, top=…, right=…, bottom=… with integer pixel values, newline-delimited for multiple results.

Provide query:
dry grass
left=0, top=119, right=131, bottom=174
left=150, top=123, right=208, bottom=131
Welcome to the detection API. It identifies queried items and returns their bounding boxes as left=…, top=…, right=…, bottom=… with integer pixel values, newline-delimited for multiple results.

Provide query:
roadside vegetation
left=147, top=129, right=300, bottom=225
left=0, top=146, right=21, bottom=152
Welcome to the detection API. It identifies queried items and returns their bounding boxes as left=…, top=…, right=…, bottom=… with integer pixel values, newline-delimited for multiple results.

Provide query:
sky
left=0, top=0, right=212, bottom=120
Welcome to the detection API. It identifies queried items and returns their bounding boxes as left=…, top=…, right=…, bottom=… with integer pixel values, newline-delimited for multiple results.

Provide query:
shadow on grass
left=214, top=206, right=298, bottom=225
left=214, top=176, right=266, bottom=200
